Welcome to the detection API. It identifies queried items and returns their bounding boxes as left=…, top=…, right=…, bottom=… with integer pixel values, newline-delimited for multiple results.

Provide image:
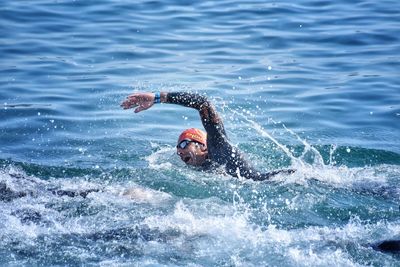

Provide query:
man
left=121, top=91, right=294, bottom=181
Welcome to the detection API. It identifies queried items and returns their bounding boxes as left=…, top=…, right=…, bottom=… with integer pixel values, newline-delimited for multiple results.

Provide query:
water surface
left=1, top=0, right=400, bottom=266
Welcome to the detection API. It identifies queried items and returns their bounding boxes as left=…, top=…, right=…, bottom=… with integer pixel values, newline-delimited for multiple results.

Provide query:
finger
left=134, top=106, right=146, bottom=113
left=121, top=100, right=138, bottom=109
left=120, top=100, right=132, bottom=109
left=121, top=103, right=131, bottom=110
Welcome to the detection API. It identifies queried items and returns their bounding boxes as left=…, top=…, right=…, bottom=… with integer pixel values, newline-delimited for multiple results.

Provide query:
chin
left=181, top=156, right=204, bottom=167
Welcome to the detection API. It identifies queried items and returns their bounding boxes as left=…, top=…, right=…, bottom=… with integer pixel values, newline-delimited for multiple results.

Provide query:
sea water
left=1, top=0, right=400, bottom=266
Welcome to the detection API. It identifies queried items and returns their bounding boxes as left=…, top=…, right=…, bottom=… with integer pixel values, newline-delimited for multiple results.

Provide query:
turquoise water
left=1, top=0, right=400, bottom=266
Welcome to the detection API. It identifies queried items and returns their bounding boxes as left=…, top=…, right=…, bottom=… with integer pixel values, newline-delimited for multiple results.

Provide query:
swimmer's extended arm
left=121, top=92, right=226, bottom=138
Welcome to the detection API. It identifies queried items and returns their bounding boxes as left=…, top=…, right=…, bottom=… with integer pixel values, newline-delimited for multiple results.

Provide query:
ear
left=200, top=144, right=208, bottom=152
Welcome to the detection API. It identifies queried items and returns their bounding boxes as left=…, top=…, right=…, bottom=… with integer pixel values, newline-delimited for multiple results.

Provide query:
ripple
left=1, top=0, right=400, bottom=264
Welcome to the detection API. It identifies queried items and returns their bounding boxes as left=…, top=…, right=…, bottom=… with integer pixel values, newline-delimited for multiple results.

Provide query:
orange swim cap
left=177, top=128, right=207, bottom=146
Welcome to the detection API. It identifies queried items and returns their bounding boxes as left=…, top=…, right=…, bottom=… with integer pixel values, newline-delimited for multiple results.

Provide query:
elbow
left=193, top=93, right=210, bottom=105
left=188, top=93, right=211, bottom=109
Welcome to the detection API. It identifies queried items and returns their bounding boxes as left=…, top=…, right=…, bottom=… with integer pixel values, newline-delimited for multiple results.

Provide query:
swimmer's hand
left=121, top=92, right=155, bottom=113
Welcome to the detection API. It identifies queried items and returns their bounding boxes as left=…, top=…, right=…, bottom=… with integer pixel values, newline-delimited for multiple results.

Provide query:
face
left=176, top=140, right=208, bottom=166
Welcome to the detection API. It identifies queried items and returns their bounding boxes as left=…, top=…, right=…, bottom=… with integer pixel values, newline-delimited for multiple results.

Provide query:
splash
left=228, top=107, right=323, bottom=168
left=145, top=143, right=175, bottom=170
left=222, top=107, right=400, bottom=192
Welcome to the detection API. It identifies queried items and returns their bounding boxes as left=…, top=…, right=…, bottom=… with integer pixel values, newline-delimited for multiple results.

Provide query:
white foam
left=288, top=248, right=361, bottom=267
left=139, top=197, right=399, bottom=265
left=1, top=162, right=398, bottom=265
left=270, top=163, right=399, bottom=196
left=121, top=186, right=172, bottom=204
left=143, top=200, right=262, bottom=245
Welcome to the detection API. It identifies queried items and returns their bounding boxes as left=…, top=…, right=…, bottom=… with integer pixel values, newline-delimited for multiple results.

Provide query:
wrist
left=160, top=92, right=167, bottom=103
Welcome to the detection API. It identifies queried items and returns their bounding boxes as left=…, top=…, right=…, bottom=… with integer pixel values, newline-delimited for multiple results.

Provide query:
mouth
left=183, top=156, right=191, bottom=163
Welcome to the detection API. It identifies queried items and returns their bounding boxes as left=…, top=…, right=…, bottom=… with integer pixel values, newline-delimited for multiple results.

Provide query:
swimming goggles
left=177, top=139, right=192, bottom=149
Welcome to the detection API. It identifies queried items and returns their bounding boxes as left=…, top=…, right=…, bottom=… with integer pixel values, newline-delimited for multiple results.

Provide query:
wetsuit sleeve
left=166, top=92, right=227, bottom=140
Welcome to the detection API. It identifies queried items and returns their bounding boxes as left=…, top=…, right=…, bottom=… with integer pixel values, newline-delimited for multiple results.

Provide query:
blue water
left=1, top=0, right=400, bottom=265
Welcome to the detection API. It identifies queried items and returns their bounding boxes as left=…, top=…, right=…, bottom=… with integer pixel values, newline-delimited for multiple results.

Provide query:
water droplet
left=238, top=76, right=242, bottom=80
left=346, top=148, right=351, bottom=153
left=268, top=66, right=272, bottom=70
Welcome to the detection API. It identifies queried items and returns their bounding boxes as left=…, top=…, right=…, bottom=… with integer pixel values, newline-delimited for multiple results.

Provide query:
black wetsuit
left=167, top=92, right=294, bottom=181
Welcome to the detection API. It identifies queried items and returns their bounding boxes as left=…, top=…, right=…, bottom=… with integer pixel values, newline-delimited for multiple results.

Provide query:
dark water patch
left=373, top=240, right=400, bottom=254
left=2, top=103, right=52, bottom=109
left=0, top=159, right=102, bottom=179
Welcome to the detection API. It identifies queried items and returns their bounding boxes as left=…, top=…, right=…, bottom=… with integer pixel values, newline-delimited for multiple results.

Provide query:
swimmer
left=121, top=92, right=295, bottom=181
